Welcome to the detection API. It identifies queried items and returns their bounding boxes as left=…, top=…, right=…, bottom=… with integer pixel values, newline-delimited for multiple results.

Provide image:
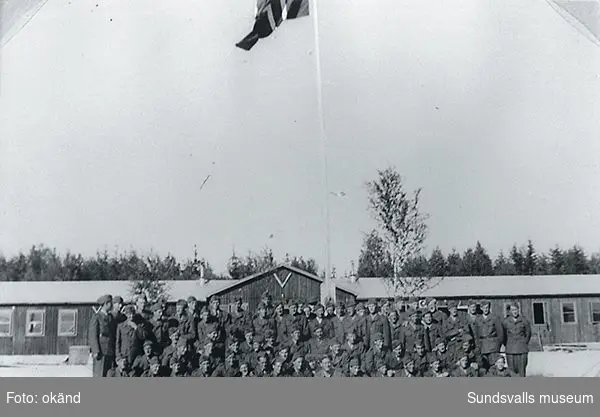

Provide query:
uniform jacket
left=450, top=366, right=479, bottom=377
left=88, top=311, right=117, bottom=357
left=308, top=316, right=334, bottom=340
left=401, top=323, right=424, bottom=354
left=365, top=314, right=392, bottom=349
left=331, top=315, right=353, bottom=344
left=132, top=354, right=154, bottom=377
left=421, top=323, right=442, bottom=352
left=502, top=315, right=532, bottom=354
left=362, top=347, right=392, bottom=375
left=476, top=314, right=504, bottom=354
left=274, top=314, right=294, bottom=343
left=116, top=321, right=149, bottom=364
left=286, top=339, right=309, bottom=359
left=149, top=319, right=170, bottom=353
left=486, top=367, right=515, bottom=377
left=252, top=316, right=277, bottom=338
left=442, top=314, right=469, bottom=343
left=306, top=337, right=331, bottom=359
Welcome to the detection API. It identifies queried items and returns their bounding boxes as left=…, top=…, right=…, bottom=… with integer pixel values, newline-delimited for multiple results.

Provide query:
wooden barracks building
left=334, top=274, right=600, bottom=349
left=0, top=265, right=322, bottom=355
left=1, top=266, right=600, bottom=355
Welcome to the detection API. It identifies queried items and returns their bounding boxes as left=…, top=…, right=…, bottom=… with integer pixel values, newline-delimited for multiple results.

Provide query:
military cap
left=495, top=355, right=506, bottom=363
left=373, top=332, right=384, bottom=341
left=366, top=298, right=377, bottom=306
left=315, top=303, right=325, bottom=311
left=480, top=299, right=491, bottom=306
left=313, top=324, right=324, bottom=332
left=428, top=356, right=441, bottom=364
left=467, top=299, right=478, bottom=306
left=149, top=356, right=160, bottom=365
left=308, top=297, right=319, bottom=305
left=187, top=296, right=197, bottom=302
left=176, top=299, right=187, bottom=306
left=403, top=356, right=415, bottom=365
left=447, top=300, right=458, bottom=308
left=414, top=339, right=424, bottom=347
left=143, top=340, right=153, bottom=347
left=348, top=357, right=360, bottom=367
left=461, top=334, right=474, bottom=342
left=257, top=351, right=268, bottom=360
left=168, top=327, right=179, bottom=336
left=392, top=339, right=403, bottom=350
left=302, top=304, right=312, bottom=311
left=509, top=301, right=521, bottom=309
left=210, top=296, right=221, bottom=304
left=290, top=325, right=301, bottom=334
left=355, top=302, right=365, bottom=311
left=346, top=299, right=356, bottom=308
left=122, top=305, right=136, bottom=315
left=275, top=301, right=285, bottom=309
left=292, top=353, right=305, bottom=362
left=375, top=359, right=387, bottom=369
left=408, top=309, right=419, bottom=317
left=113, top=295, right=124, bottom=304
left=151, top=303, right=162, bottom=312
left=97, top=294, right=112, bottom=305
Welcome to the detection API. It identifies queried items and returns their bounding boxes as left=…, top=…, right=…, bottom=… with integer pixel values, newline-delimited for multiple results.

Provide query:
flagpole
left=311, top=0, right=334, bottom=304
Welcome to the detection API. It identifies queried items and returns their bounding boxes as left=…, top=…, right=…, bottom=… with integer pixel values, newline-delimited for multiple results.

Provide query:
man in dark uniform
left=186, top=296, right=200, bottom=343
left=421, top=310, right=443, bottom=353
left=388, top=310, right=404, bottom=344
left=397, top=356, right=420, bottom=377
left=112, top=296, right=127, bottom=324
left=230, top=297, right=250, bottom=341
left=132, top=340, right=155, bottom=377
left=503, top=302, right=531, bottom=377
left=298, top=303, right=313, bottom=342
left=365, top=299, right=392, bottom=349
left=286, top=326, right=309, bottom=359
left=89, top=294, right=117, bottom=377
left=426, top=298, right=448, bottom=325
left=486, top=355, right=515, bottom=377
left=331, top=302, right=350, bottom=344
left=476, top=299, right=504, bottom=371
left=362, top=332, right=392, bottom=376
left=149, top=303, right=170, bottom=356
left=308, top=304, right=334, bottom=340
left=307, top=326, right=331, bottom=358
left=107, top=356, right=132, bottom=377
left=253, top=303, right=277, bottom=338
left=173, top=299, right=194, bottom=339
left=208, top=296, right=231, bottom=345
left=401, top=310, right=424, bottom=355
left=411, top=340, right=430, bottom=376
left=450, top=353, right=479, bottom=377
left=116, top=305, right=150, bottom=366
left=346, top=357, right=365, bottom=377
left=443, top=300, right=468, bottom=358
left=273, top=302, right=292, bottom=344
left=160, top=327, right=180, bottom=372
left=466, top=299, right=480, bottom=348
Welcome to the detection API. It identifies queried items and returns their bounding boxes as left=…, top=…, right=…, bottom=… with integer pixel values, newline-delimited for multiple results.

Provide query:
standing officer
left=88, top=294, right=117, bottom=377
left=476, top=300, right=504, bottom=371
left=502, top=302, right=531, bottom=377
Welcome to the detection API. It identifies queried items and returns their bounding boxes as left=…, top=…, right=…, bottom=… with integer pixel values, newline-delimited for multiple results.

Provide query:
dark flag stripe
left=286, top=0, right=309, bottom=19
left=237, top=0, right=309, bottom=51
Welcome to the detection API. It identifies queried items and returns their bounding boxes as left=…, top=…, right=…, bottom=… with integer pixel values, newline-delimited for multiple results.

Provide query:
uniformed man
left=397, top=356, right=420, bottom=377
left=365, top=299, right=392, bottom=349
left=141, top=356, right=162, bottom=377
left=450, top=353, right=479, bottom=377
left=388, top=339, right=405, bottom=372
left=148, top=302, right=170, bottom=356
left=339, top=329, right=365, bottom=372
left=451, top=334, right=483, bottom=371
left=239, top=327, right=255, bottom=356
left=186, top=296, right=200, bottom=343
left=411, top=341, right=430, bottom=376
left=443, top=301, right=468, bottom=357
left=351, top=302, right=369, bottom=344
left=289, top=354, right=311, bottom=377
left=208, top=296, right=231, bottom=344
left=486, top=355, right=515, bottom=377
left=230, top=297, right=250, bottom=341
left=426, top=298, right=448, bottom=325
left=306, top=326, right=331, bottom=358
left=476, top=299, right=504, bottom=371
left=160, top=327, right=180, bottom=372
left=132, top=340, right=155, bottom=377
left=134, top=294, right=152, bottom=322
left=169, top=338, right=193, bottom=377
left=112, top=296, right=127, bottom=324
left=466, top=299, right=480, bottom=347
left=331, top=301, right=351, bottom=344
left=212, top=353, right=241, bottom=377
left=273, top=302, right=292, bottom=343
left=298, top=303, right=313, bottom=342
left=173, top=299, right=194, bottom=339
left=432, top=337, right=452, bottom=370
left=346, top=357, right=365, bottom=377
left=286, top=326, right=309, bottom=359
left=308, top=304, right=334, bottom=340
left=401, top=310, right=424, bottom=355
left=502, top=302, right=531, bottom=377
left=423, top=358, right=449, bottom=377
left=325, top=300, right=336, bottom=319
left=190, top=355, right=214, bottom=377
left=315, top=354, right=338, bottom=377
left=107, top=356, right=132, bottom=377
left=196, top=306, right=211, bottom=345
left=362, top=332, right=392, bottom=376
left=270, top=359, right=287, bottom=377
left=253, top=351, right=272, bottom=377
left=421, top=310, right=442, bottom=353
left=388, top=310, right=404, bottom=344
left=253, top=302, right=277, bottom=338
left=89, top=294, right=117, bottom=377
left=116, top=305, right=149, bottom=366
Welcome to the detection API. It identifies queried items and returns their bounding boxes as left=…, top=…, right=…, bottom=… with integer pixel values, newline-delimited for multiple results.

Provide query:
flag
left=546, top=0, right=600, bottom=47
left=236, top=0, right=309, bottom=51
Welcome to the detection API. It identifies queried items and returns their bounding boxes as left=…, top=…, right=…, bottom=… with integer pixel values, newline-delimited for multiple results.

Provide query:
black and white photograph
left=1, top=0, right=600, bottom=379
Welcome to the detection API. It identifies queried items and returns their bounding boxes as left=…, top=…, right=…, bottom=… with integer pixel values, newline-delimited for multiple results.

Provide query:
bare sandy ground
left=1, top=351, right=600, bottom=377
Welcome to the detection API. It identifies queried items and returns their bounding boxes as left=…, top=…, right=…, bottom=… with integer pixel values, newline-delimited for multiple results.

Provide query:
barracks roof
left=0, top=279, right=237, bottom=305
left=334, top=275, right=600, bottom=299
left=0, top=264, right=322, bottom=305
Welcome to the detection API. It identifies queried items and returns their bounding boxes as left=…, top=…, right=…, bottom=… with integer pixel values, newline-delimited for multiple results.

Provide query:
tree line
left=357, top=235, right=600, bottom=277
left=0, top=245, right=319, bottom=282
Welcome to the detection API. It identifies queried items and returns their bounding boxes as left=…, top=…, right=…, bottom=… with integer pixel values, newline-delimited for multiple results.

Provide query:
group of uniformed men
left=88, top=292, right=532, bottom=378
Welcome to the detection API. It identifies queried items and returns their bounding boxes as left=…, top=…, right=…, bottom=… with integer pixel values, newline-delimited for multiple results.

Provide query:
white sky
left=1, top=0, right=600, bottom=275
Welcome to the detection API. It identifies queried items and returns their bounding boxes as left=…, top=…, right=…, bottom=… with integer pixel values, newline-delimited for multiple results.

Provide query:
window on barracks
left=561, top=302, right=577, bottom=324
left=0, top=308, right=13, bottom=337
left=590, top=302, right=600, bottom=324
left=532, top=302, right=546, bottom=325
left=58, top=309, right=78, bottom=336
left=26, top=309, right=45, bottom=337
